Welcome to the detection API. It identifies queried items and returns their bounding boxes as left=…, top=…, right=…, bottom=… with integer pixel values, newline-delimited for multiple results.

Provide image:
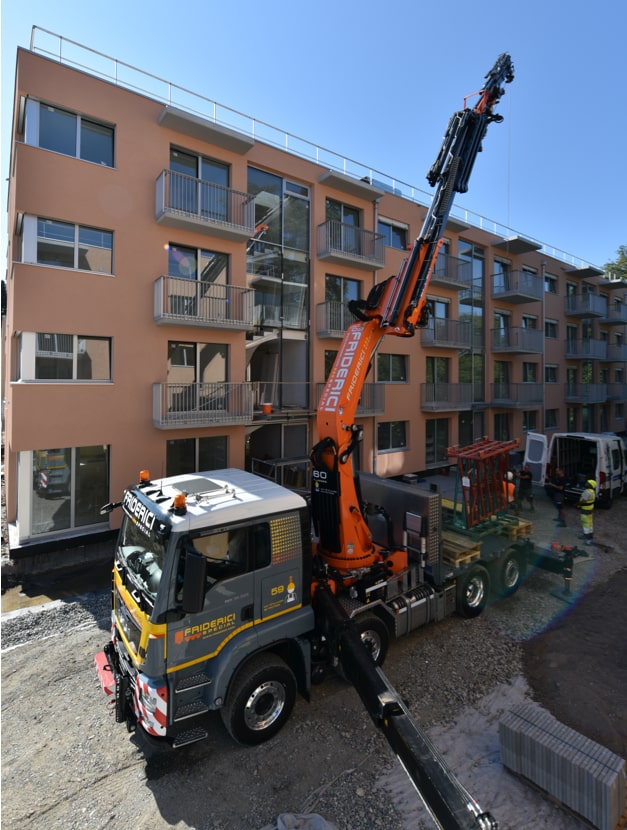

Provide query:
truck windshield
left=117, top=516, right=167, bottom=602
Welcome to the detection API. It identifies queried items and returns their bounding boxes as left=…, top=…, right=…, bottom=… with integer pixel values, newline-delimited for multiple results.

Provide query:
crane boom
left=311, top=54, right=514, bottom=575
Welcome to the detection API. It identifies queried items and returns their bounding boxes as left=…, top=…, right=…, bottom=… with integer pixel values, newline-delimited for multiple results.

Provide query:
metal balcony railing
left=431, top=254, right=472, bottom=289
left=316, top=300, right=356, bottom=338
left=253, top=303, right=308, bottom=330
left=154, top=276, right=254, bottom=329
left=491, top=269, right=543, bottom=303
left=420, top=382, right=476, bottom=410
left=564, top=383, right=609, bottom=404
left=564, top=293, right=608, bottom=317
left=608, top=343, right=627, bottom=362
left=491, top=382, right=544, bottom=406
left=317, top=220, right=385, bottom=270
left=156, top=170, right=255, bottom=240
left=420, top=318, right=473, bottom=349
left=315, top=382, right=384, bottom=415
left=600, top=301, right=627, bottom=325
left=491, top=327, right=543, bottom=353
left=607, top=383, right=627, bottom=400
left=153, top=382, right=253, bottom=428
left=564, top=339, right=609, bottom=360
left=252, top=381, right=311, bottom=414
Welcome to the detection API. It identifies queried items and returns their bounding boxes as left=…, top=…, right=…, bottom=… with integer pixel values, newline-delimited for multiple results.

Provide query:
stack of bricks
left=499, top=704, right=626, bottom=830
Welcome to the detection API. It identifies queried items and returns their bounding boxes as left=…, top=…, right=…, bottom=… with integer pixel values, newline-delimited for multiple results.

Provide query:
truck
left=524, top=431, right=626, bottom=507
left=96, top=55, right=527, bottom=829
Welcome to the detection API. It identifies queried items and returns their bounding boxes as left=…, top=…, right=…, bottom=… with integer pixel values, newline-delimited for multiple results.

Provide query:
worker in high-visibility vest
left=577, top=479, right=596, bottom=546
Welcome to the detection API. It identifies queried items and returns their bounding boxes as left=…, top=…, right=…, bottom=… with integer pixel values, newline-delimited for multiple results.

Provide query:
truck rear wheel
left=221, top=653, right=296, bottom=745
left=494, top=550, right=524, bottom=598
left=456, top=565, right=489, bottom=618
left=353, top=613, right=389, bottom=666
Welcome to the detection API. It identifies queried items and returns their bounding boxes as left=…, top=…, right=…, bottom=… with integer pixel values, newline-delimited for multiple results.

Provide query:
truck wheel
left=220, top=653, right=296, bottom=745
left=354, top=613, right=389, bottom=666
left=494, top=550, right=524, bottom=598
left=456, top=565, right=489, bottom=619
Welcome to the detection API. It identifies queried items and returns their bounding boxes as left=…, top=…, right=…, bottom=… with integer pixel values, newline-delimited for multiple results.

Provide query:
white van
left=524, top=432, right=626, bottom=508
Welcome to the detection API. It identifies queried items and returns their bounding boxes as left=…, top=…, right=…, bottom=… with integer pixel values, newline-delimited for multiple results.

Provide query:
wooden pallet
left=501, top=518, right=534, bottom=540
left=442, top=530, right=481, bottom=566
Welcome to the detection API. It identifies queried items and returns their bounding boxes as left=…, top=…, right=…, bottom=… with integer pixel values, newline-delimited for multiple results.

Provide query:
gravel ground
left=1, top=488, right=625, bottom=830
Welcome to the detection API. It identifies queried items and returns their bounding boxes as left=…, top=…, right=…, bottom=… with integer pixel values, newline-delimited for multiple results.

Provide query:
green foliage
left=604, top=245, right=627, bottom=279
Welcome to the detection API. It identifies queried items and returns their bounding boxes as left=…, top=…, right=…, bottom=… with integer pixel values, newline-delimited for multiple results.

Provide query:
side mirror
left=182, top=550, right=207, bottom=615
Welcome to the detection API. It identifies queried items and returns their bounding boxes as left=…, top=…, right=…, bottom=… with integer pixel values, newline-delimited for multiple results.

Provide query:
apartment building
left=4, top=35, right=626, bottom=553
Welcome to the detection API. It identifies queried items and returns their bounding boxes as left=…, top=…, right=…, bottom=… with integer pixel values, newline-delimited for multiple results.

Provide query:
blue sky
left=2, top=0, right=625, bottom=270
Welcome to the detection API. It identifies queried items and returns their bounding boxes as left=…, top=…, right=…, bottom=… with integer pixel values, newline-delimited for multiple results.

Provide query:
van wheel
left=494, top=550, right=525, bottom=598
left=456, top=565, right=490, bottom=618
left=221, top=653, right=296, bottom=745
left=353, top=613, right=389, bottom=666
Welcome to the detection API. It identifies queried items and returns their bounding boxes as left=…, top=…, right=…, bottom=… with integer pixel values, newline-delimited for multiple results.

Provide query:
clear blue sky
left=2, top=0, right=625, bottom=270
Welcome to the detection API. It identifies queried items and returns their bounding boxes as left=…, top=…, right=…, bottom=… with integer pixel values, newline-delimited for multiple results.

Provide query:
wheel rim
left=360, top=629, right=383, bottom=662
left=465, top=574, right=486, bottom=609
left=243, top=680, right=285, bottom=732
left=502, top=557, right=520, bottom=590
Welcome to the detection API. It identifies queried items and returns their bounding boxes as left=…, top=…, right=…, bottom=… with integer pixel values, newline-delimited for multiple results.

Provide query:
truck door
left=524, top=432, right=547, bottom=485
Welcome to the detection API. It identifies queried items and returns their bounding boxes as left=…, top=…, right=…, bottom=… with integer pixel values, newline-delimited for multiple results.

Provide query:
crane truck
left=96, top=55, right=533, bottom=829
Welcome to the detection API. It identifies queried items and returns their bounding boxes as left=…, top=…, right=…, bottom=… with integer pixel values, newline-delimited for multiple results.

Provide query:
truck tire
left=456, top=564, right=489, bottom=619
left=493, top=550, right=525, bottom=598
left=220, top=653, right=296, bottom=745
left=353, top=613, right=389, bottom=666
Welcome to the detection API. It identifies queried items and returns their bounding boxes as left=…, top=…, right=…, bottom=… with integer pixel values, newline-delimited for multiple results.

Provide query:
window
left=545, top=365, right=558, bottom=384
left=378, top=219, right=407, bottom=250
left=522, top=411, right=537, bottom=432
left=616, top=403, right=624, bottom=420
left=26, top=100, right=114, bottom=166
left=493, top=259, right=510, bottom=292
left=18, top=333, right=111, bottom=381
left=377, top=353, right=407, bottom=382
left=494, top=413, right=510, bottom=441
left=326, top=198, right=361, bottom=254
left=166, top=436, right=228, bottom=476
left=545, top=409, right=558, bottom=429
left=545, top=319, right=558, bottom=338
left=31, top=217, right=113, bottom=273
left=522, top=315, right=537, bottom=329
left=30, top=445, right=109, bottom=535
left=544, top=273, right=558, bottom=294
left=166, top=244, right=229, bottom=316
left=170, top=148, right=229, bottom=218
left=425, top=419, right=448, bottom=464
left=523, top=363, right=538, bottom=383
left=377, top=421, right=407, bottom=452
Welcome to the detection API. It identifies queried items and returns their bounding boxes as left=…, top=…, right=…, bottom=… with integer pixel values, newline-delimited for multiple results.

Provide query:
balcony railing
left=252, top=381, right=311, bottom=414
left=600, top=301, right=627, bottom=325
left=607, top=383, right=627, bottom=400
left=154, top=276, right=254, bottom=329
left=491, top=382, right=544, bottom=406
left=608, top=343, right=627, bottom=362
left=564, top=294, right=608, bottom=318
left=491, top=327, right=544, bottom=353
left=153, top=382, right=252, bottom=428
left=420, top=382, right=476, bottom=410
left=317, top=220, right=385, bottom=270
left=156, top=170, right=255, bottom=240
left=564, top=383, right=609, bottom=404
left=430, top=254, right=472, bottom=289
left=491, top=269, right=543, bottom=303
left=316, top=300, right=356, bottom=338
left=254, top=303, right=308, bottom=330
left=565, top=339, right=608, bottom=360
left=315, top=382, right=384, bottom=415
left=420, top=318, right=473, bottom=349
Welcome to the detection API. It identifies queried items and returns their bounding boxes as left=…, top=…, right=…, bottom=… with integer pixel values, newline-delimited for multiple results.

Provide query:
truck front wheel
left=456, top=565, right=490, bottom=618
left=221, top=653, right=296, bottom=745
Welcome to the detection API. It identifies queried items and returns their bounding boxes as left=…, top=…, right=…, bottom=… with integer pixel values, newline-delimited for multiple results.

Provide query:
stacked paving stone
left=499, top=704, right=626, bottom=830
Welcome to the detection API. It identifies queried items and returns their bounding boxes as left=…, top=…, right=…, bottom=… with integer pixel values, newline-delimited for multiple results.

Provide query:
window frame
left=25, top=99, right=114, bottom=167
left=18, top=332, right=112, bottom=382
left=377, top=420, right=407, bottom=453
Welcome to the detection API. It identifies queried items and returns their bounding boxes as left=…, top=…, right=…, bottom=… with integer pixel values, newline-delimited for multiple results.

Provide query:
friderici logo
left=321, top=326, right=372, bottom=413
left=123, top=490, right=158, bottom=535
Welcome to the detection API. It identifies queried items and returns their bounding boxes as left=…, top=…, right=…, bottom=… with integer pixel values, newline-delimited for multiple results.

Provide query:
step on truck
left=96, top=54, right=524, bottom=829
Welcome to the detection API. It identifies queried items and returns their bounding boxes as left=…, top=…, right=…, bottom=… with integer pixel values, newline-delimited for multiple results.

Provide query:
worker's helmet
left=506, top=471, right=514, bottom=481
left=587, top=479, right=597, bottom=489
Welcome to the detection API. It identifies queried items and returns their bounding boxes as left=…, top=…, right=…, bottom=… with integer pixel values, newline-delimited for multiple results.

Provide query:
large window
left=425, top=419, right=448, bottom=465
left=18, top=333, right=111, bottom=381
left=32, top=218, right=113, bottom=273
left=30, top=445, right=109, bottom=536
left=378, top=218, right=407, bottom=250
left=170, top=148, right=229, bottom=218
left=166, top=436, right=228, bottom=476
left=377, top=421, right=407, bottom=452
left=377, top=353, right=407, bottom=383
left=25, top=100, right=114, bottom=167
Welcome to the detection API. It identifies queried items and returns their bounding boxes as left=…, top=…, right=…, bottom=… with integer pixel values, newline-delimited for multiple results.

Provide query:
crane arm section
left=311, top=54, right=514, bottom=573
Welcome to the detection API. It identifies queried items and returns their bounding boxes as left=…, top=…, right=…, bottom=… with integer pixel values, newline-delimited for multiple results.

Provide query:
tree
left=604, top=245, right=627, bottom=280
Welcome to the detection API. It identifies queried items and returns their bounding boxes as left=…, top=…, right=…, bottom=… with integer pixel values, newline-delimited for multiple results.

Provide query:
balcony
left=254, top=302, right=308, bottom=330
left=607, top=383, right=627, bottom=400
left=315, top=382, right=384, bottom=416
left=565, top=339, right=608, bottom=360
left=420, top=318, right=473, bottom=349
left=252, top=381, right=312, bottom=417
left=153, top=382, right=252, bottom=429
left=154, top=276, right=254, bottom=330
left=317, top=220, right=385, bottom=271
left=608, top=343, right=627, bottom=362
left=430, top=254, right=472, bottom=290
left=564, top=294, right=608, bottom=318
left=155, top=170, right=255, bottom=241
left=316, top=300, right=356, bottom=338
left=491, top=269, right=543, bottom=304
left=599, top=301, right=627, bottom=325
left=491, top=382, right=544, bottom=407
left=491, top=327, right=544, bottom=353
left=420, top=382, right=475, bottom=411
left=564, top=383, right=608, bottom=404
